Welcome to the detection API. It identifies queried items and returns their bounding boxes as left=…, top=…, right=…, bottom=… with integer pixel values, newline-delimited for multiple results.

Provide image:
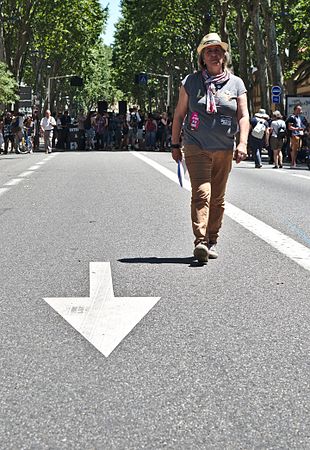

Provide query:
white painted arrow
left=44, top=262, right=160, bottom=357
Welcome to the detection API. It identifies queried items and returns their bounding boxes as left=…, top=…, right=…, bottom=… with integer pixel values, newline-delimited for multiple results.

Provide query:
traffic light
left=70, top=76, right=83, bottom=87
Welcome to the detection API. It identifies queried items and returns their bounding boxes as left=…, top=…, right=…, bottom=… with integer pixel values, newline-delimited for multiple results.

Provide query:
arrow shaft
left=80, top=262, right=114, bottom=337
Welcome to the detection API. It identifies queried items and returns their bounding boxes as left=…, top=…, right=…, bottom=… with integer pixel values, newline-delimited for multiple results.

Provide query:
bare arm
left=288, top=121, right=303, bottom=132
left=171, top=85, right=189, bottom=162
left=235, top=93, right=250, bottom=163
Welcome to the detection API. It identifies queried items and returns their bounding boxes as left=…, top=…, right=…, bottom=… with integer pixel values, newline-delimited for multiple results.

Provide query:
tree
left=0, top=62, right=19, bottom=109
left=73, top=43, right=123, bottom=112
left=112, top=0, right=309, bottom=115
left=1, top=0, right=109, bottom=111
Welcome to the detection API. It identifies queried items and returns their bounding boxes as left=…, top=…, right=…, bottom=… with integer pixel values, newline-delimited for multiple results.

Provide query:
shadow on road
left=119, top=257, right=206, bottom=267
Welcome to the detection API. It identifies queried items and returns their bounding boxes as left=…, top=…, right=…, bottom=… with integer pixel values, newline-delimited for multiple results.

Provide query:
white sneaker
left=193, top=242, right=209, bottom=262
left=208, top=243, right=218, bottom=259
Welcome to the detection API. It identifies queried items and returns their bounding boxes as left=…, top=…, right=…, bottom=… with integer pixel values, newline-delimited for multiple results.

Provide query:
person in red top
left=145, top=114, right=157, bottom=151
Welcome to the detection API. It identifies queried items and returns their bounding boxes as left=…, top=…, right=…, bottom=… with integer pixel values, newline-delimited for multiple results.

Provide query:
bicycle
left=16, top=127, right=33, bottom=154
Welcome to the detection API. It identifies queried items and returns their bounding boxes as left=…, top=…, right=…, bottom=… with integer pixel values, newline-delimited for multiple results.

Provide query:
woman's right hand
left=172, top=148, right=182, bottom=162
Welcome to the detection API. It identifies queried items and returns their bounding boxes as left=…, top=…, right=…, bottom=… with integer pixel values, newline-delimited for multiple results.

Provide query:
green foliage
left=113, top=0, right=212, bottom=109
left=74, top=43, right=123, bottom=111
left=1, top=0, right=115, bottom=112
left=290, top=0, right=309, bottom=60
left=0, top=62, right=19, bottom=106
left=113, top=0, right=309, bottom=108
left=1, top=0, right=309, bottom=112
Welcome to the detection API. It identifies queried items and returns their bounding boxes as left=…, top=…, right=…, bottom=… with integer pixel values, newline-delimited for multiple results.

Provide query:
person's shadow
left=118, top=257, right=206, bottom=267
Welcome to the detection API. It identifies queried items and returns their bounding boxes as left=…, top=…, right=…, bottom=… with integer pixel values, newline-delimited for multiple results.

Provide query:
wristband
left=171, top=143, right=181, bottom=149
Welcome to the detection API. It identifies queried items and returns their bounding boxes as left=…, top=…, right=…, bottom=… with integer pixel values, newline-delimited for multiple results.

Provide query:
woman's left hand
left=172, top=148, right=182, bottom=162
left=234, top=143, right=248, bottom=164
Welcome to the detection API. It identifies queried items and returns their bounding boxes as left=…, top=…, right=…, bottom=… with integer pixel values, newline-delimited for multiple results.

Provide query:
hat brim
left=255, top=113, right=269, bottom=119
left=197, top=42, right=228, bottom=54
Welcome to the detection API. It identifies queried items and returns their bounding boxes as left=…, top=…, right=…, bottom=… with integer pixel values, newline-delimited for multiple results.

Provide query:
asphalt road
left=0, top=150, right=309, bottom=449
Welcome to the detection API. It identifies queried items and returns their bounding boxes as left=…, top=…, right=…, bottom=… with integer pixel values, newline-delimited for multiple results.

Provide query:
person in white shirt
left=40, top=109, right=56, bottom=153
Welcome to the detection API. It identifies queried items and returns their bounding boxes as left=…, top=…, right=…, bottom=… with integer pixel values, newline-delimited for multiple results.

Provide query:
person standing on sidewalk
left=171, top=33, right=249, bottom=263
left=287, top=104, right=308, bottom=168
left=40, top=109, right=56, bottom=154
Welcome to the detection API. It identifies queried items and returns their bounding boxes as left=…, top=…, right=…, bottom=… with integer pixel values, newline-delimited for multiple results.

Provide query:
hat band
left=205, top=40, right=221, bottom=45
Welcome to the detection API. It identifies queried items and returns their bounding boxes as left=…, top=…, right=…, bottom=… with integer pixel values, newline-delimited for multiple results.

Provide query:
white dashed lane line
left=0, top=153, right=59, bottom=196
left=28, top=165, right=41, bottom=170
left=4, top=179, right=23, bottom=187
left=18, top=171, right=35, bottom=178
left=0, top=187, right=10, bottom=197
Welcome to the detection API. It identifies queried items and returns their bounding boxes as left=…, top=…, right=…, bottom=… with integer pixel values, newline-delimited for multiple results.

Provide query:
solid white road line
left=292, top=174, right=310, bottom=180
left=265, top=168, right=310, bottom=181
left=225, top=204, right=310, bottom=271
left=131, top=152, right=310, bottom=273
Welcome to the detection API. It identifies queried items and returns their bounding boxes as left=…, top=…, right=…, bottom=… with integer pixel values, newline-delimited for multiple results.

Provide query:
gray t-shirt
left=270, top=118, right=286, bottom=137
left=182, top=71, right=247, bottom=151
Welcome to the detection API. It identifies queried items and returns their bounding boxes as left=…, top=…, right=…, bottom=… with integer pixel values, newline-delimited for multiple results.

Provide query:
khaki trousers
left=184, top=144, right=233, bottom=245
left=44, top=129, right=53, bottom=153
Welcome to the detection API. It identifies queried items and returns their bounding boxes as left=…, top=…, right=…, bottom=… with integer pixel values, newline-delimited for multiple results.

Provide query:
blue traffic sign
left=271, top=85, right=282, bottom=96
left=272, top=94, right=281, bottom=104
left=138, top=73, right=148, bottom=85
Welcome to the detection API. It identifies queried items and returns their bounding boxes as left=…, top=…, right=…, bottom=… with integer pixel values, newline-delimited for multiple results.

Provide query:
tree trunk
left=216, top=1, right=229, bottom=41
left=248, top=0, right=270, bottom=113
left=0, top=4, right=5, bottom=62
left=260, top=0, right=284, bottom=112
left=235, top=6, right=253, bottom=114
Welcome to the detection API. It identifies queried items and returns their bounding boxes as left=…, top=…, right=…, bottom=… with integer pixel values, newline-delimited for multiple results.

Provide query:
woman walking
left=171, top=33, right=249, bottom=262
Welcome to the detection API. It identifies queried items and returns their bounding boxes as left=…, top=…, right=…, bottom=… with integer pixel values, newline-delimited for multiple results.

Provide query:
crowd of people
left=248, top=104, right=309, bottom=169
left=0, top=103, right=308, bottom=165
left=0, top=107, right=173, bottom=154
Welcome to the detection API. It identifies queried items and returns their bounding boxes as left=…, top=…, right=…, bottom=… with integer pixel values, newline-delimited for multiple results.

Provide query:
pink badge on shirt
left=190, top=112, right=200, bottom=130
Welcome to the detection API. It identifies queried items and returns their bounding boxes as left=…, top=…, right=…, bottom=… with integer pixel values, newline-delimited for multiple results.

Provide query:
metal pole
left=167, top=75, right=171, bottom=111
left=47, top=77, right=51, bottom=110
left=47, top=75, right=75, bottom=111
left=148, top=73, right=170, bottom=112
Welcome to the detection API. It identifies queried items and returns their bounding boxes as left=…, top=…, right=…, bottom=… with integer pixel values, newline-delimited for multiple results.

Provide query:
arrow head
left=44, top=263, right=160, bottom=357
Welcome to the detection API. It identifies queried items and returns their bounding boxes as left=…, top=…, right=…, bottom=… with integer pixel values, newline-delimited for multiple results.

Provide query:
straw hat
left=197, top=33, right=228, bottom=54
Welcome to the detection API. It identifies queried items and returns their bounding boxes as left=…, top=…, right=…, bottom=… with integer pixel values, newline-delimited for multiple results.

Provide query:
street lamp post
left=47, top=74, right=75, bottom=110
left=148, top=72, right=171, bottom=111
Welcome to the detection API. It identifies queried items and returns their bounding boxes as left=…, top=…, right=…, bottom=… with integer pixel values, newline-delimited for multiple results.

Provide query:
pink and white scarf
left=202, top=69, right=230, bottom=114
